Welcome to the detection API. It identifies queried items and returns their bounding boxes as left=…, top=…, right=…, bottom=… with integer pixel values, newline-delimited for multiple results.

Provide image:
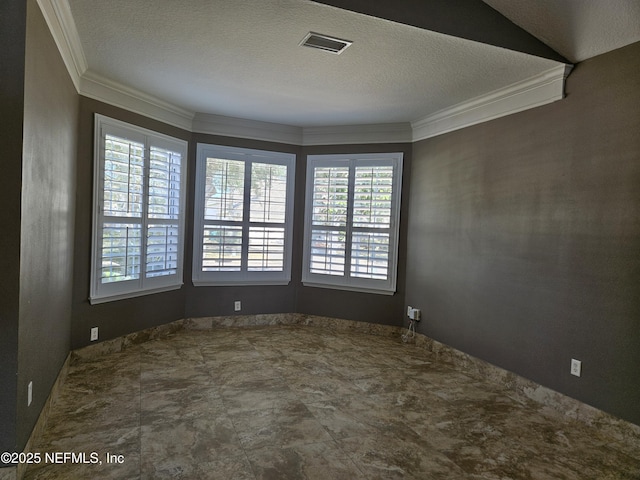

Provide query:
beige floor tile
left=22, top=325, right=640, bottom=480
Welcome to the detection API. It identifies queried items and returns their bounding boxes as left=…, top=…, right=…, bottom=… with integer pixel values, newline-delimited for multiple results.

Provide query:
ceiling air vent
left=299, top=32, right=352, bottom=54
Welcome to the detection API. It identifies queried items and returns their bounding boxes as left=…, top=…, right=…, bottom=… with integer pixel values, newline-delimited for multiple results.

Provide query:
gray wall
left=71, top=106, right=302, bottom=347
left=405, top=41, right=640, bottom=425
left=0, top=0, right=26, bottom=456
left=313, top=0, right=566, bottom=62
left=16, top=0, right=79, bottom=448
left=71, top=98, right=190, bottom=349
left=72, top=110, right=410, bottom=345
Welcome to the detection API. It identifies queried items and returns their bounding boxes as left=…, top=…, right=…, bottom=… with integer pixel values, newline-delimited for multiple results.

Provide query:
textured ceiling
left=483, top=0, right=640, bottom=63
left=65, top=0, right=638, bottom=128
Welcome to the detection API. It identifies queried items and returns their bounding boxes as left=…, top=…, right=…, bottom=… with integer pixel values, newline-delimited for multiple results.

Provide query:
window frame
left=302, top=152, right=403, bottom=295
left=90, top=114, right=188, bottom=304
left=192, top=143, right=296, bottom=286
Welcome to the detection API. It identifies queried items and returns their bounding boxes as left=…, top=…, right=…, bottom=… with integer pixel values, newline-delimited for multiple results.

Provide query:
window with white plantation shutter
left=90, top=115, right=187, bottom=303
left=193, top=144, right=295, bottom=286
left=309, top=166, right=348, bottom=276
left=302, top=153, right=402, bottom=294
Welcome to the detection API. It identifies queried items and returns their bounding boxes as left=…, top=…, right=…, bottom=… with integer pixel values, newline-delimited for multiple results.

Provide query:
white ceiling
left=483, top=0, right=640, bottom=63
left=62, top=0, right=639, bottom=130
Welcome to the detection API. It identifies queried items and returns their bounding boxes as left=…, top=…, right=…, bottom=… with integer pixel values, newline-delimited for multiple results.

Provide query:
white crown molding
left=38, top=0, right=573, bottom=146
left=192, top=116, right=412, bottom=146
left=37, top=0, right=194, bottom=131
left=412, top=64, right=573, bottom=142
left=36, top=0, right=87, bottom=91
left=193, top=113, right=303, bottom=145
left=302, top=123, right=412, bottom=146
left=80, top=72, right=195, bottom=131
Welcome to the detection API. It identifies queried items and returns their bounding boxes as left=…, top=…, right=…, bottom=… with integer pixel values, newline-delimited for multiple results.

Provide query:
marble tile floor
left=23, top=325, right=640, bottom=479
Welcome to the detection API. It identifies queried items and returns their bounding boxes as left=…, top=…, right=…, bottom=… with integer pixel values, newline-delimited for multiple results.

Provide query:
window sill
left=89, top=283, right=183, bottom=305
left=302, top=281, right=395, bottom=296
left=192, top=279, right=291, bottom=287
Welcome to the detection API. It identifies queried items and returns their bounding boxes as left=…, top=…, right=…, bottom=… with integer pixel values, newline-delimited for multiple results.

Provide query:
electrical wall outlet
left=570, top=358, right=582, bottom=377
left=28, top=381, right=33, bottom=406
left=406, top=306, right=421, bottom=321
left=234, top=301, right=241, bottom=312
left=90, top=327, right=99, bottom=341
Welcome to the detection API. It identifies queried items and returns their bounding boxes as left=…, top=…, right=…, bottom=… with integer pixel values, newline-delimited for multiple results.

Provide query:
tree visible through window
left=303, top=153, right=402, bottom=294
left=91, top=115, right=187, bottom=303
left=193, top=144, right=295, bottom=286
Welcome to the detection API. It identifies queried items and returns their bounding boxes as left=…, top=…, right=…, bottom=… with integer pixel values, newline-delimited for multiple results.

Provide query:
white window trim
left=90, top=114, right=188, bottom=304
left=192, top=144, right=296, bottom=286
left=302, top=152, right=403, bottom=295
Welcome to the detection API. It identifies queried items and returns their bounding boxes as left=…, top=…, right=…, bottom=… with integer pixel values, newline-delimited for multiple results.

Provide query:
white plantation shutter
left=350, top=166, right=393, bottom=280
left=250, top=162, right=288, bottom=223
left=202, top=225, right=243, bottom=272
left=309, top=166, right=349, bottom=276
left=193, top=144, right=295, bottom=285
left=303, top=153, right=402, bottom=294
left=248, top=227, right=285, bottom=271
left=146, top=146, right=183, bottom=278
left=91, top=115, right=187, bottom=303
left=201, top=158, right=245, bottom=271
left=100, top=134, right=144, bottom=284
left=309, top=230, right=346, bottom=276
left=247, top=162, right=288, bottom=272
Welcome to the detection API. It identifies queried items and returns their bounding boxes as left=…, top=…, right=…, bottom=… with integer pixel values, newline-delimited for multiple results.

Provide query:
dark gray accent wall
left=16, top=0, right=79, bottom=449
left=405, top=41, right=640, bottom=425
left=0, top=0, right=26, bottom=457
left=296, top=144, right=412, bottom=325
left=312, top=0, right=567, bottom=62
left=71, top=110, right=412, bottom=348
left=71, top=98, right=190, bottom=349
